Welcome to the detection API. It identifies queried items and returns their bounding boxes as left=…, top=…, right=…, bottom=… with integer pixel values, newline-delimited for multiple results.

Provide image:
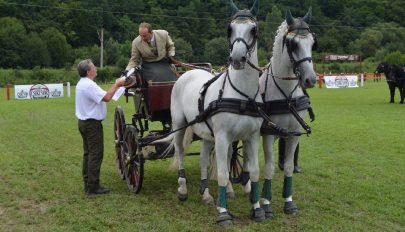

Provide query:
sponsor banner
left=324, top=54, right=360, bottom=61
left=15, top=84, right=64, bottom=99
left=324, top=75, right=359, bottom=88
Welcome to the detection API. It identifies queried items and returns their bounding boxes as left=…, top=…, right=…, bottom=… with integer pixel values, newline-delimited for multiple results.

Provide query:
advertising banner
left=324, top=75, right=359, bottom=88
left=15, top=84, right=64, bottom=99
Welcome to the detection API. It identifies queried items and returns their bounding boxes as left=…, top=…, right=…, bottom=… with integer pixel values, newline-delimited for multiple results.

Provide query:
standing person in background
left=75, top=59, right=125, bottom=195
left=125, top=22, right=177, bottom=82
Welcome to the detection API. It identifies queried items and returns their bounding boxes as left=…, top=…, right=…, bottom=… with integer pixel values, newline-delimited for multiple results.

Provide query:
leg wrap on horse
left=241, top=171, right=250, bottom=185
left=218, top=186, right=228, bottom=209
left=282, top=176, right=292, bottom=198
left=250, top=181, right=260, bottom=204
left=178, top=169, right=186, bottom=179
left=261, top=179, right=272, bottom=201
left=199, top=179, right=208, bottom=195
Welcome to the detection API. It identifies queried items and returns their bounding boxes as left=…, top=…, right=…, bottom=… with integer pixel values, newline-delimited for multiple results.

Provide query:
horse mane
left=271, top=21, right=288, bottom=59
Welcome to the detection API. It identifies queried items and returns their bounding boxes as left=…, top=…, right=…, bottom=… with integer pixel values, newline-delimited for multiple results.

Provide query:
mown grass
left=0, top=81, right=404, bottom=231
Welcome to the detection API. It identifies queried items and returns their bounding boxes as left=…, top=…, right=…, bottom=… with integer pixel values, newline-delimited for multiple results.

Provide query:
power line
left=0, top=2, right=231, bottom=21
left=0, top=1, right=380, bottom=30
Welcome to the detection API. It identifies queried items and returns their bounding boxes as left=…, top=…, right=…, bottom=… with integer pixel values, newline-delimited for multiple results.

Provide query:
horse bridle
left=227, top=12, right=259, bottom=62
left=283, top=26, right=317, bottom=80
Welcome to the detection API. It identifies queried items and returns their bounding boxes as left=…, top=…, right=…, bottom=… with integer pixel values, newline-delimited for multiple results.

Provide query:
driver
left=124, top=22, right=177, bottom=83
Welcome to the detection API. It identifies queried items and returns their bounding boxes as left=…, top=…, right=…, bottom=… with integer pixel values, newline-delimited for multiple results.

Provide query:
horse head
left=283, top=7, right=317, bottom=88
left=228, top=0, right=259, bottom=70
left=376, top=62, right=389, bottom=74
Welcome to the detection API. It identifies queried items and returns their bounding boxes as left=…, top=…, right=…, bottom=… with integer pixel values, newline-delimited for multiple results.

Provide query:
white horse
left=259, top=8, right=317, bottom=218
left=170, top=0, right=265, bottom=225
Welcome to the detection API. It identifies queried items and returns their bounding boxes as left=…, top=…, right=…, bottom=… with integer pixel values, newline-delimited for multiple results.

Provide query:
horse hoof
left=177, top=192, right=188, bottom=201
left=261, top=204, right=274, bottom=219
left=284, top=201, right=298, bottom=215
left=250, top=207, right=266, bottom=222
left=202, top=196, right=215, bottom=206
left=217, top=212, right=233, bottom=226
left=227, top=191, right=235, bottom=199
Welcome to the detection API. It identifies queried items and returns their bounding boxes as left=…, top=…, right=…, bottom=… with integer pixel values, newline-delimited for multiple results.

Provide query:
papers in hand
left=112, top=87, right=125, bottom=101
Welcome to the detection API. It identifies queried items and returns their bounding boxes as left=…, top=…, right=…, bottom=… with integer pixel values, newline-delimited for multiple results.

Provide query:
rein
left=263, top=63, right=312, bottom=136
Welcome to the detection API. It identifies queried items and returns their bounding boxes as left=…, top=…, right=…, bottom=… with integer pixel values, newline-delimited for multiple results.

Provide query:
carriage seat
left=143, top=81, right=175, bottom=122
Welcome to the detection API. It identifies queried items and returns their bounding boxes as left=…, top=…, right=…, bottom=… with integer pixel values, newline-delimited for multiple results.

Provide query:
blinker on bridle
left=282, top=23, right=316, bottom=81
left=227, top=11, right=259, bottom=55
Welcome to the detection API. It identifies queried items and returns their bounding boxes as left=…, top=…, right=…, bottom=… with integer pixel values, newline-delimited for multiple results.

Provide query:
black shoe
left=87, top=186, right=110, bottom=195
left=293, top=166, right=302, bottom=173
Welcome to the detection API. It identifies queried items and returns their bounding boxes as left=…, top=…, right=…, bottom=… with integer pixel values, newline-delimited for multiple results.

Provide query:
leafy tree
left=173, top=37, right=193, bottom=62
left=261, top=5, right=283, bottom=55
left=73, top=45, right=101, bottom=66
left=203, top=37, right=228, bottom=66
left=40, top=27, right=72, bottom=68
left=385, top=51, right=405, bottom=66
left=23, top=32, right=50, bottom=68
left=0, top=17, right=27, bottom=68
left=348, top=28, right=383, bottom=59
left=104, top=38, right=119, bottom=66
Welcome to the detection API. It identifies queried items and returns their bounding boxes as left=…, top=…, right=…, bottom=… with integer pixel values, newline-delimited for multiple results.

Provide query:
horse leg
left=214, top=135, right=234, bottom=226
left=244, top=134, right=265, bottom=222
left=388, top=82, right=395, bottom=103
left=241, top=143, right=251, bottom=195
left=200, top=140, right=215, bottom=205
left=226, top=144, right=235, bottom=199
left=282, top=138, right=299, bottom=215
left=399, top=85, right=404, bottom=104
left=261, top=135, right=276, bottom=219
left=173, top=127, right=188, bottom=201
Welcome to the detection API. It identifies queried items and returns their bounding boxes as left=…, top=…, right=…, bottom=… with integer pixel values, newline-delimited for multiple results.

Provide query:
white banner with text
left=15, top=83, right=64, bottom=99
left=324, top=75, right=359, bottom=88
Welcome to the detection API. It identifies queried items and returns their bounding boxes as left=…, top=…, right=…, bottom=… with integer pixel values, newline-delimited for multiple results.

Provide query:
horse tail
left=169, top=126, right=194, bottom=171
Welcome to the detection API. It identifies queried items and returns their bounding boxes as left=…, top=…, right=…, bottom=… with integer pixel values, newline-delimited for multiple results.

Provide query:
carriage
left=113, top=63, right=244, bottom=194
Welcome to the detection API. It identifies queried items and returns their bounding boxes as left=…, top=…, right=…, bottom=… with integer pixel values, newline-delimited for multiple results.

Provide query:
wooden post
left=318, top=74, right=323, bottom=89
left=6, top=82, right=10, bottom=100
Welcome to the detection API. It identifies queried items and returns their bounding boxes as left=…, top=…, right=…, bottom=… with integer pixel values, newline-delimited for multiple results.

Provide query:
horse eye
left=251, top=27, right=257, bottom=36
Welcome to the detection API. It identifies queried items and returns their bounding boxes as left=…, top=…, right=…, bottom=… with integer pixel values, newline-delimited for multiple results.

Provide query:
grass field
left=0, top=81, right=404, bottom=231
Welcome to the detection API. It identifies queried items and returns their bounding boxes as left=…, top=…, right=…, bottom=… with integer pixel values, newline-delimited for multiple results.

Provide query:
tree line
left=1, top=0, right=405, bottom=71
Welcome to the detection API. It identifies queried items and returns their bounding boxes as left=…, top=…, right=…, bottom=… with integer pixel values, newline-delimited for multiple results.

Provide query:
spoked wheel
left=230, top=141, right=243, bottom=184
left=114, top=106, right=126, bottom=180
left=123, top=125, right=144, bottom=194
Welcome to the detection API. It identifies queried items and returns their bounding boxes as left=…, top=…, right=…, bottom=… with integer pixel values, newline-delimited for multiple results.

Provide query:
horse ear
left=302, top=7, right=312, bottom=23
left=250, top=0, right=259, bottom=17
left=229, top=0, right=239, bottom=15
left=285, top=9, right=294, bottom=26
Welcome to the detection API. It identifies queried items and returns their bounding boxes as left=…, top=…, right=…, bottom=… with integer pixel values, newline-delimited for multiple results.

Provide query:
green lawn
left=0, top=81, right=404, bottom=231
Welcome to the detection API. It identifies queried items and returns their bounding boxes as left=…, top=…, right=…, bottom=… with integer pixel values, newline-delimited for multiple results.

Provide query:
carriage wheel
left=123, top=125, right=144, bottom=194
left=114, top=106, right=126, bottom=180
left=230, top=142, right=243, bottom=184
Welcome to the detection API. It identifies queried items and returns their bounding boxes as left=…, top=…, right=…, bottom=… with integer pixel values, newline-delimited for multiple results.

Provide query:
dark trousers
left=78, top=119, right=104, bottom=190
left=278, top=138, right=299, bottom=166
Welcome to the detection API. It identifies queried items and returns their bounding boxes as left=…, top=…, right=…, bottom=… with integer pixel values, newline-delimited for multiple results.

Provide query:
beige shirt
left=126, top=30, right=175, bottom=70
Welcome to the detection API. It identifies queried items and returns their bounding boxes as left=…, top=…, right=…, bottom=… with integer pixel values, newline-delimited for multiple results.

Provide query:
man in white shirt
left=75, top=59, right=125, bottom=195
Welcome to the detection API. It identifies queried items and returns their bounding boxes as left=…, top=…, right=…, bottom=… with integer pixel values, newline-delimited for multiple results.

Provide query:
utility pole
left=97, top=28, right=104, bottom=68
